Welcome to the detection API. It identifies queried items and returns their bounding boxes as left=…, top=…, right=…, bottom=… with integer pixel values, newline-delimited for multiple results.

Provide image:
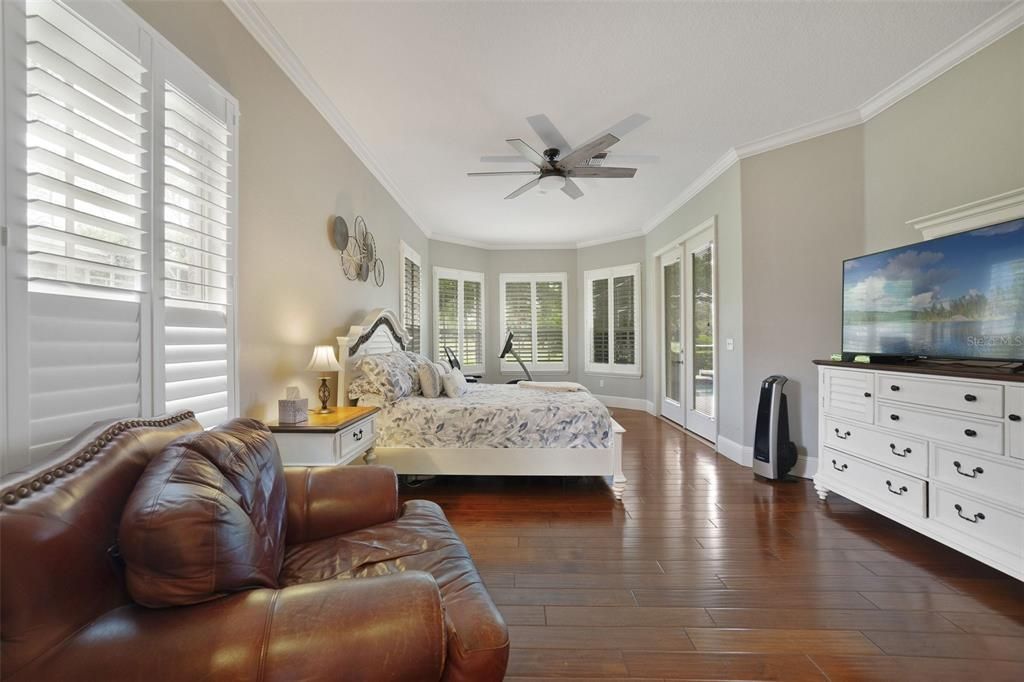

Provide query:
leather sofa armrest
left=284, top=464, right=399, bottom=544
left=7, top=573, right=446, bottom=682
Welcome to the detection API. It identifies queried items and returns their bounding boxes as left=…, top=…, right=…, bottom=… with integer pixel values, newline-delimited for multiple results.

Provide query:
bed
left=337, top=309, right=627, bottom=499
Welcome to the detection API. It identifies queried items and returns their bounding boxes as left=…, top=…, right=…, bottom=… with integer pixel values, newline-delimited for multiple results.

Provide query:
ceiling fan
left=468, top=117, right=643, bottom=200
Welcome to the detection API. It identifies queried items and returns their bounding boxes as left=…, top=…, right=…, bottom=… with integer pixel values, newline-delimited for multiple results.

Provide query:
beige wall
left=644, top=164, right=745, bottom=444
left=128, top=0, right=431, bottom=420
left=740, top=127, right=866, bottom=459
left=864, top=27, right=1024, bottom=251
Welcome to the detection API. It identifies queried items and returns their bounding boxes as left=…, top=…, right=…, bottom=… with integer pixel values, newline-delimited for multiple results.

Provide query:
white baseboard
left=716, top=435, right=753, bottom=467
left=791, top=455, right=818, bottom=480
left=595, top=394, right=655, bottom=413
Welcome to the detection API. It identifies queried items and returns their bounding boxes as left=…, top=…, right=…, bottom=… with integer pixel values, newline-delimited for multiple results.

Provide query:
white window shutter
left=462, top=279, right=483, bottom=369
left=503, top=280, right=533, bottom=364
left=585, top=264, right=641, bottom=376
left=433, top=267, right=485, bottom=374
left=400, top=242, right=422, bottom=354
left=160, top=75, right=236, bottom=428
left=534, top=279, right=564, bottom=367
left=22, top=0, right=149, bottom=463
left=499, top=273, right=567, bottom=373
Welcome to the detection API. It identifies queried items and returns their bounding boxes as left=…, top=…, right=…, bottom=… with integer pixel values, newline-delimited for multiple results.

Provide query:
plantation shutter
left=585, top=264, right=641, bottom=376
left=401, top=243, right=422, bottom=354
left=499, top=273, right=567, bottom=373
left=503, top=280, right=533, bottom=364
left=535, top=279, right=564, bottom=366
left=436, top=276, right=459, bottom=362
left=591, top=278, right=609, bottom=364
left=23, top=0, right=149, bottom=461
left=160, top=71, right=236, bottom=428
left=613, top=275, right=635, bottom=365
left=462, top=280, right=483, bottom=368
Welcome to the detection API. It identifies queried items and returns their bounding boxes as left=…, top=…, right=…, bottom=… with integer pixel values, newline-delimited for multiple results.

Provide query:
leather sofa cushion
left=119, top=419, right=288, bottom=607
left=281, top=499, right=509, bottom=680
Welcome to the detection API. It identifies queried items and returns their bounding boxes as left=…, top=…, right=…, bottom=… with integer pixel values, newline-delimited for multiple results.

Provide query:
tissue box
left=278, top=398, right=308, bottom=424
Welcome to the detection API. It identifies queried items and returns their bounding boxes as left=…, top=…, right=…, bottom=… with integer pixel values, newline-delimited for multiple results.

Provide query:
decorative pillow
left=356, top=393, right=387, bottom=408
left=118, top=419, right=287, bottom=608
left=418, top=362, right=444, bottom=398
left=402, top=351, right=433, bottom=394
left=442, top=367, right=468, bottom=398
left=349, top=352, right=415, bottom=403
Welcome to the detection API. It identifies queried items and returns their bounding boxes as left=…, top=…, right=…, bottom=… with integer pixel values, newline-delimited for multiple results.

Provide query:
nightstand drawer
left=877, top=402, right=1003, bottom=455
left=338, top=417, right=375, bottom=462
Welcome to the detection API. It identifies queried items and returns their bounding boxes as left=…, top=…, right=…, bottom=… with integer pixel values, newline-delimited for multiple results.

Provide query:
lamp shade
left=306, top=345, right=342, bottom=373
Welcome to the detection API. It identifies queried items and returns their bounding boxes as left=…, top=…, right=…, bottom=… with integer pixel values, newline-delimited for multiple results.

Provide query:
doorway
left=658, top=221, right=717, bottom=442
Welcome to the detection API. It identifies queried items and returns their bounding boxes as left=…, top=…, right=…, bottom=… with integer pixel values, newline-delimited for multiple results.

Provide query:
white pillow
left=418, top=362, right=444, bottom=399
left=442, top=368, right=468, bottom=398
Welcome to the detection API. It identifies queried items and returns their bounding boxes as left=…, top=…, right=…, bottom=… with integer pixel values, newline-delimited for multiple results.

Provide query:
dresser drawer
left=931, top=445, right=1024, bottom=512
left=877, top=402, right=1003, bottom=455
left=878, top=374, right=1003, bottom=418
left=1008, top=386, right=1024, bottom=461
left=823, top=449, right=927, bottom=518
left=929, top=486, right=1024, bottom=558
left=337, top=417, right=374, bottom=462
left=823, top=368, right=874, bottom=424
left=824, top=417, right=927, bottom=477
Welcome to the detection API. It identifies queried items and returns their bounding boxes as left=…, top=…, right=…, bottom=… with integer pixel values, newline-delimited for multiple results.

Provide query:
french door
left=660, top=225, right=717, bottom=442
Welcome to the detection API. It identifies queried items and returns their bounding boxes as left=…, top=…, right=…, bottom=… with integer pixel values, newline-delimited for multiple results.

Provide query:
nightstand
left=267, top=406, right=379, bottom=466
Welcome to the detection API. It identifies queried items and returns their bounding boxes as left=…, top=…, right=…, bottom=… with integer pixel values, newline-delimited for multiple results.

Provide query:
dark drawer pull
left=964, top=394, right=977, bottom=402
left=831, top=459, right=848, bottom=472
left=1010, top=414, right=1021, bottom=422
left=890, top=414, right=900, bottom=421
left=863, top=392, right=872, bottom=398
left=953, top=461, right=983, bottom=478
left=890, top=384, right=901, bottom=392
left=964, top=429, right=977, bottom=438
left=885, top=480, right=908, bottom=496
left=889, top=443, right=911, bottom=457
left=353, top=429, right=364, bottom=442
left=954, top=504, right=985, bottom=523
left=834, top=428, right=852, bottom=440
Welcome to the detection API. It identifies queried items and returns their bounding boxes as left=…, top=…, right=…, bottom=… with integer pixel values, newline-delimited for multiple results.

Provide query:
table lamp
left=306, top=345, right=342, bottom=413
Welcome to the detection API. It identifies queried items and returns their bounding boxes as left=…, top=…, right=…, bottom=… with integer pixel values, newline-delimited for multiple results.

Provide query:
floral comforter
left=373, top=384, right=613, bottom=449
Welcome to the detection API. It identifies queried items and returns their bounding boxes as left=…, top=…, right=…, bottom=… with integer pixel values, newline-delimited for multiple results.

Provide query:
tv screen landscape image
left=843, top=219, right=1024, bottom=361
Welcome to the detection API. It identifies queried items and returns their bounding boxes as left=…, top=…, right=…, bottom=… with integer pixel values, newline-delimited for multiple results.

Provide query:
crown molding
left=576, top=231, right=646, bottom=249
left=909, top=186, right=1024, bottom=240
left=221, top=0, right=434, bottom=240
left=227, top=0, right=1021, bottom=250
left=859, top=1, right=1024, bottom=121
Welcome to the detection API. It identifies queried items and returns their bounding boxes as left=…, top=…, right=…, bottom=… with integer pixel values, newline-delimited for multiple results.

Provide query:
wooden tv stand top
left=813, top=359, right=1024, bottom=383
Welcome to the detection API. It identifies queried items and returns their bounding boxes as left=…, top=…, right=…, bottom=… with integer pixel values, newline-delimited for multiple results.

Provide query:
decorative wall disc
left=332, top=216, right=349, bottom=251
left=373, top=258, right=385, bottom=287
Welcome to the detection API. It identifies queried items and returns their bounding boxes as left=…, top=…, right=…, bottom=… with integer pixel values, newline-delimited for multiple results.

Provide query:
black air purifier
left=752, top=375, right=798, bottom=480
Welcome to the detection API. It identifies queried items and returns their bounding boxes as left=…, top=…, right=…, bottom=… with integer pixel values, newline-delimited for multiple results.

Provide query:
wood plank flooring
left=399, top=409, right=1024, bottom=681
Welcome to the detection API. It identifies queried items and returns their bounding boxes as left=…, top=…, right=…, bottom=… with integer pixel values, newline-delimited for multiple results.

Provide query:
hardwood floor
left=399, top=409, right=1024, bottom=681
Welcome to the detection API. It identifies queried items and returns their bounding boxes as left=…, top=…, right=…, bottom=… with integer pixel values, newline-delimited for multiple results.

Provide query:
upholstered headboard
left=336, top=308, right=411, bottom=406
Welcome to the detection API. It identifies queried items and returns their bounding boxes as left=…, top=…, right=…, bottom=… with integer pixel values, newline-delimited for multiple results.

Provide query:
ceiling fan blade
left=504, top=177, right=540, bottom=200
left=557, top=133, right=620, bottom=170
left=506, top=139, right=551, bottom=169
left=467, top=171, right=540, bottom=177
left=567, top=166, right=637, bottom=179
left=479, top=155, right=536, bottom=164
left=561, top=177, right=583, bottom=200
left=605, top=113, right=651, bottom=139
left=526, top=114, right=571, bottom=154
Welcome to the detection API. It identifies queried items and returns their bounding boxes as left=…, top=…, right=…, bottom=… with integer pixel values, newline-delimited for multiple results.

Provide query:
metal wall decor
left=334, top=215, right=385, bottom=286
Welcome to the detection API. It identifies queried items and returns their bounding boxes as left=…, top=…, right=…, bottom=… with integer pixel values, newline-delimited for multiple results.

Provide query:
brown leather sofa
left=0, top=412, right=509, bottom=681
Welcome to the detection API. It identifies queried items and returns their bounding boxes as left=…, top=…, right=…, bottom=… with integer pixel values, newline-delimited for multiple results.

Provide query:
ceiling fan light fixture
left=538, top=174, right=566, bottom=193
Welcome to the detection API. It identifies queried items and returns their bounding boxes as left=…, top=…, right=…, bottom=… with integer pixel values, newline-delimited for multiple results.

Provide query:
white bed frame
left=337, top=309, right=627, bottom=499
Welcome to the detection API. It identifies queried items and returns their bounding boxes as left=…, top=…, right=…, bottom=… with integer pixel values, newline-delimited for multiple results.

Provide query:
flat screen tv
left=842, top=218, right=1024, bottom=362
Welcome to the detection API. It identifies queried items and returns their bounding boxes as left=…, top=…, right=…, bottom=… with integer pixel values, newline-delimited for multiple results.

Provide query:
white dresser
left=814, top=361, right=1024, bottom=580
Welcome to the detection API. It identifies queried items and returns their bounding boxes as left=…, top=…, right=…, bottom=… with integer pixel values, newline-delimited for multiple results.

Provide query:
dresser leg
left=813, top=478, right=829, bottom=501
left=364, top=449, right=378, bottom=465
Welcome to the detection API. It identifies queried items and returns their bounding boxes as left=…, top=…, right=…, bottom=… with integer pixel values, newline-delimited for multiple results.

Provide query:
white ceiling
left=252, top=0, right=1010, bottom=248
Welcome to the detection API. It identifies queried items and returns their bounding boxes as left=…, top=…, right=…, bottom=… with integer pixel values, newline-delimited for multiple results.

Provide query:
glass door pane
left=663, top=259, right=682, bottom=403
left=691, top=244, right=714, bottom=417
